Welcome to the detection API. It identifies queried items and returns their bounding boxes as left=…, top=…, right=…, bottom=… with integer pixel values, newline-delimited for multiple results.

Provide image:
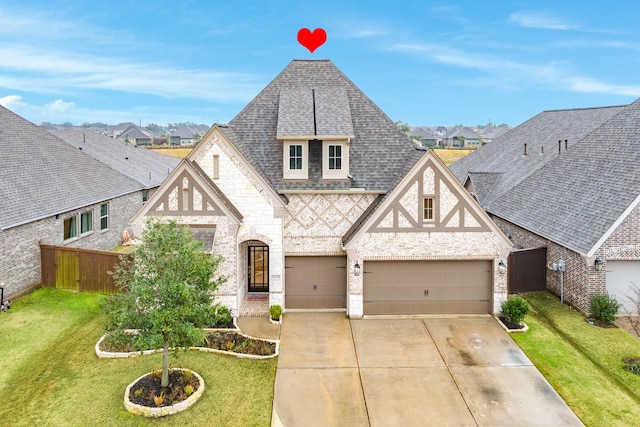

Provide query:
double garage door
left=285, top=257, right=492, bottom=315
left=363, top=260, right=492, bottom=315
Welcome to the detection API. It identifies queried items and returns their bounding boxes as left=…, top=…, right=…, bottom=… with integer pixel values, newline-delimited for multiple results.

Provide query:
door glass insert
left=248, top=245, right=269, bottom=292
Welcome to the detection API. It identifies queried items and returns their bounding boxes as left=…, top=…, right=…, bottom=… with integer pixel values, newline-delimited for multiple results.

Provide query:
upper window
left=100, top=203, right=109, bottom=230
left=322, top=141, right=349, bottom=180
left=289, top=145, right=303, bottom=170
left=142, top=189, right=149, bottom=203
left=64, top=216, right=77, bottom=240
left=283, top=141, right=308, bottom=179
left=328, top=145, right=342, bottom=170
left=80, top=210, right=93, bottom=234
left=423, top=197, right=434, bottom=221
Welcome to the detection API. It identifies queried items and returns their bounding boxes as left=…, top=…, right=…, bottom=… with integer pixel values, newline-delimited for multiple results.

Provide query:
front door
left=248, top=245, right=269, bottom=292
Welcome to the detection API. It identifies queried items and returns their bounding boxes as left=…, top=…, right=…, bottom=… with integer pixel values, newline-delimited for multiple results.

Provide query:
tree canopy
left=104, top=218, right=226, bottom=387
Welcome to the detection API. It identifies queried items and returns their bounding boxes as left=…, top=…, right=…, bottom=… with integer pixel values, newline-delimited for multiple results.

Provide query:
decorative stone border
left=268, top=314, right=282, bottom=325
left=96, top=324, right=278, bottom=359
left=495, top=316, right=529, bottom=333
left=124, top=368, right=205, bottom=417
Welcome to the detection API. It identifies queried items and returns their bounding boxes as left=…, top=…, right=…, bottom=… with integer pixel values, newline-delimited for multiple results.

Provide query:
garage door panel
left=364, top=260, right=492, bottom=315
left=606, top=261, right=640, bottom=314
left=285, top=256, right=347, bottom=309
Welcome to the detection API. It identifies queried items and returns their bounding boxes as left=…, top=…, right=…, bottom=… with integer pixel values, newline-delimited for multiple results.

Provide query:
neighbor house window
left=423, top=197, right=434, bottom=221
left=289, top=145, right=303, bottom=170
left=64, top=215, right=77, bottom=240
left=80, top=210, right=93, bottom=234
left=328, top=145, right=342, bottom=170
left=100, top=203, right=109, bottom=230
left=142, top=189, right=149, bottom=203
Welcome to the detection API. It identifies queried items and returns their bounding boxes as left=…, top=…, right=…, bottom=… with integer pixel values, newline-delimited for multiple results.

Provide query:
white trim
left=282, top=141, right=309, bottom=180
left=587, top=192, right=640, bottom=257
left=322, top=140, right=349, bottom=180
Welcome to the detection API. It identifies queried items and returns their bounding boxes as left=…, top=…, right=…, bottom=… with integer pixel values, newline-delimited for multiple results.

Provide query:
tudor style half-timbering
left=131, top=59, right=511, bottom=317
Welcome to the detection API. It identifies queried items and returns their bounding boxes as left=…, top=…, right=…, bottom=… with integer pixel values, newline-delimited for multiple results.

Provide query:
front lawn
left=512, top=292, right=640, bottom=427
left=0, top=288, right=276, bottom=426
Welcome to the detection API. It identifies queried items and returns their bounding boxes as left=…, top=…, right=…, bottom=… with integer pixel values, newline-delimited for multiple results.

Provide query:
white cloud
left=508, top=11, right=576, bottom=31
left=0, top=94, right=25, bottom=109
left=0, top=46, right=262, bottom=102
left=46, top=99, right=74, bottom=112
left=563, top=77, right=640, bottom=97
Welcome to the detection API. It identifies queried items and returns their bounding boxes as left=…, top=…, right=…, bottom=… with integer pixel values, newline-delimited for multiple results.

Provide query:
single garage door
left=606, top=260, right=640, bottom=314
left=364, top=260, right=492, bottom=315
left=285, top=256, right=347, bottom=309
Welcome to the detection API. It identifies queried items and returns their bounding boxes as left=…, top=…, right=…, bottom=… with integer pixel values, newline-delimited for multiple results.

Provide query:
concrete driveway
left=273, top=313, right=583, bottom=427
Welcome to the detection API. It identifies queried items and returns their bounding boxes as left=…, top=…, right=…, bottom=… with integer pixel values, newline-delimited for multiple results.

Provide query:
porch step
left=239, top=296, right=268, bottom=317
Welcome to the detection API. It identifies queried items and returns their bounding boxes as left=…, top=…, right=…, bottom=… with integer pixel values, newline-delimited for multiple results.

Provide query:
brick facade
left=0, top=190, right=148, bottom=298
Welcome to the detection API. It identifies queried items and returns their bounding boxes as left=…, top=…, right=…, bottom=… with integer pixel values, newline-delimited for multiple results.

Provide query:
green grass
left=432, top=148, right=474, bottom=165
left=512, top=292, right=640, bottom=427
left=0, top=288, right=276, bottom=426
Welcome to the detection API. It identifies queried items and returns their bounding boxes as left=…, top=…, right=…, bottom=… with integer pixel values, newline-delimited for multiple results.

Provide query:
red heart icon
left=297, top=28, right=327, bottom=53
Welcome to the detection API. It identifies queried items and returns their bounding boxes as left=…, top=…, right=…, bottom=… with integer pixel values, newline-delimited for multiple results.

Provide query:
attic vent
left=312, top=88, right=317, bottom=135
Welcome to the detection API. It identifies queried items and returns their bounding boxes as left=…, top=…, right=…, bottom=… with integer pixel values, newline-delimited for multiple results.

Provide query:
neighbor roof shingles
left=451, top=100, right=640, bottom=255
left=0, top=107, right=178, bottom=230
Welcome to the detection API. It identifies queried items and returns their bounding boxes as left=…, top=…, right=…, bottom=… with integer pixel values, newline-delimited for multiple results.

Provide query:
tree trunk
left=161, top=341, right=169, bottom=388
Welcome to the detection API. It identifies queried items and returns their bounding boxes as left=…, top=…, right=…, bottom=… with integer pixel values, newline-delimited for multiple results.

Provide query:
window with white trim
left=100, top=203, right=109, bottom=230
left=64, top=215, right=77, bottom=240
left=283, top=141, right=308, bottom=179
left=423, top=197, right=434, bottom=221
left=80, top=210, right=93, bottom=234
left=322, top=140, right=349, bottom=179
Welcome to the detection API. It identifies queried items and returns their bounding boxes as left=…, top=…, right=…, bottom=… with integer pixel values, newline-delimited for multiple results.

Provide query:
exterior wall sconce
left=498, top=260, right=507, bottom=275
left=354, top=262, right=361, bottom=276
left=594, top=257, right=605, bottom=271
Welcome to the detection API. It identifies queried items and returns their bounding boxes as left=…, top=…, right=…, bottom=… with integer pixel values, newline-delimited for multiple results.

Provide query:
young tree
left=105, top=217, right=226, bottom=388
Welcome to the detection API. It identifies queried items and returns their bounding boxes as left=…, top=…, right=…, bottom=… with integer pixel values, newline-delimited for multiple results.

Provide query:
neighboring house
left=445, top=127, right=482, bottom=148
left=0, top=110, right=179, bottom=299
left=104, top=122, right=136, bottom=138
left=409, top=126, right=441, bottom=147
left=131, top=59, right=511, bottom=318
left=450, top=102, right=640, bottom=313
left=167, top=124, right=210, bottom=145
left=118, top=125, right=158, bottom=146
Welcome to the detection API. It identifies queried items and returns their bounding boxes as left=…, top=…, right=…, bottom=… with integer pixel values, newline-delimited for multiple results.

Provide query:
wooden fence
left=508, top=247, right=548, bottom=294
left=40, top=244, right=130, bottom=294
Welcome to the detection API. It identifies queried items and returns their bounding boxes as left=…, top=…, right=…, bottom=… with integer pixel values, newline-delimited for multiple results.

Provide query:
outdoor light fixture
left=594, top=257, right=605, bottom=272
left=354, top=262, right=361, bottom=276
left=498, top=260, right=507, bottom=274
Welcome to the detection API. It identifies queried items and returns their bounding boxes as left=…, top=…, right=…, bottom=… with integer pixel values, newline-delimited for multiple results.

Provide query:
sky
left=2, top=1, right=640, bottom=128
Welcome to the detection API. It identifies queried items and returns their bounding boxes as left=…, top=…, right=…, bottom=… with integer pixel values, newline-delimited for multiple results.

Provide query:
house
left=450, top=102, right=640, bottom=313
left=0, top=110, right=179, bottom=299
left=445, top=127, right=482, bottom=148
left=131, top=59, right=511, bottom=318
left=167, top=123, right=209, bottom=145
left=118, top=125, right=158, bottom=146
left=409, top=126, right=441, bottom=147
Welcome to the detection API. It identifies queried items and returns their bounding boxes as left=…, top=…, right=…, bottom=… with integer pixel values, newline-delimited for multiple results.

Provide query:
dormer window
left=283, top=141, right=308, bottom=179
left=322, top=140, right=349, bottom=180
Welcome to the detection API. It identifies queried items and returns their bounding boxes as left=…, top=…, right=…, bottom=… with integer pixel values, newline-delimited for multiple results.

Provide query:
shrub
left=589, top=293, right=620, bottom=325
left=269, top=304, right=283, bottom=321
left=501, top=297, right=530, bottom=324
left=624, top=358, right=640, bottom=375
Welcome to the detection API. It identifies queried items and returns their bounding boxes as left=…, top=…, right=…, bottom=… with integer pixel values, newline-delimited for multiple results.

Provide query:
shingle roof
left=222, top=59, right=421, bottom=192
left=49, top=129, right=179, bottom=189
left=450, top=101, right=639, bottom=255
left=450, top=104, right=625, bottom=207
left=0, top=107, right=177, bottom=230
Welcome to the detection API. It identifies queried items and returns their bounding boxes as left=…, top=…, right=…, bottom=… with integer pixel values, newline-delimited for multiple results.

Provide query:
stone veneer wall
left=191, top=133, right=285, bottom=309
left=0, top=191, right=147, bottom=299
